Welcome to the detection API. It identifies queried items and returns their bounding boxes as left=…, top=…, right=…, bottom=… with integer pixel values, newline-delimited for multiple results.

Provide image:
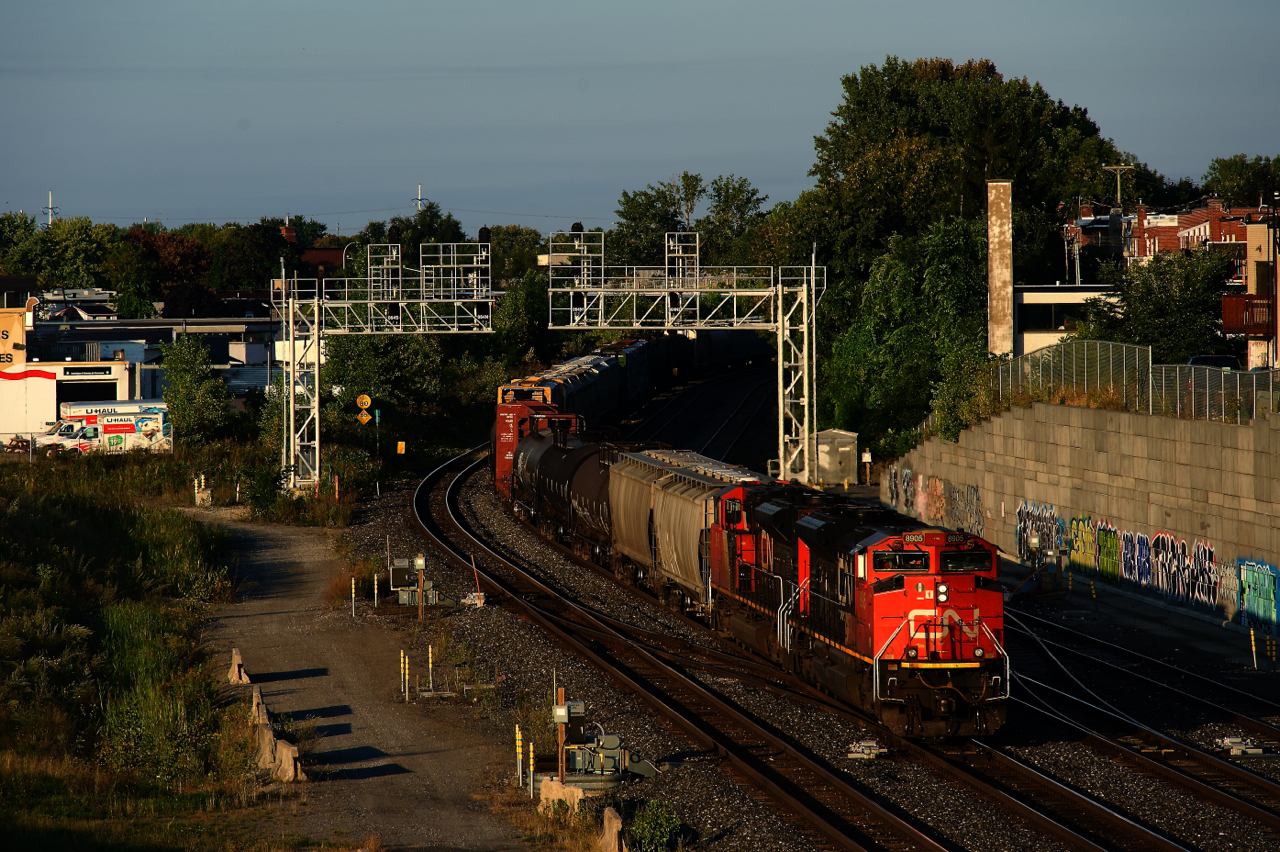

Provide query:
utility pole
left=1102, top=164, right=1135, bottom=208
left=413, top=184, right=426, bottom=213
left=41, top=191, right=59, bottom=230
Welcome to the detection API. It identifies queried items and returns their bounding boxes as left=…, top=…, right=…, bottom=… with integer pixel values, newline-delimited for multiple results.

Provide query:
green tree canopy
left=1074, top=250, right=1235, bottom=364
left=1, top=216, right=118, bottom=290
left=1203, top=154, right=1280, bottom=208
left=160, top=335, right=232, bottom=444
left=488, top=224, right=544, bottom=284
left=825, top=217, right=989, bottom=443
left=322, top=334, right=444, bottom=417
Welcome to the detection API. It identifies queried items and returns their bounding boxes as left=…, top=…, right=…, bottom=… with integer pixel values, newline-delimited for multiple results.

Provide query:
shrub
left=630, top=799, right=680, bottom=852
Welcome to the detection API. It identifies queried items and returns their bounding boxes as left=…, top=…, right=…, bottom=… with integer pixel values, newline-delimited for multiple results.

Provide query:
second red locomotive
left=492, top=357, right=1008, bottom=738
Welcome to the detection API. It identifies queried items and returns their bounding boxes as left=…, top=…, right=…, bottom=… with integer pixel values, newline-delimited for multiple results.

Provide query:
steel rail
left=1015, top=674, right=1280, bottom=836
left=413, top=450, right=951, bottom=852
left=475, top=457, right=1176, bottom=852
left=1009, top=607, right=1280, bottom=714
left=698, top=379, right=772, bottom=456
left=1006, top=622, right=1280, bottom=742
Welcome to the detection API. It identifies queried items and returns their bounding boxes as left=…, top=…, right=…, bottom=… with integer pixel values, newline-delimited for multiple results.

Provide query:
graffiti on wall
left=1095, top=521, right=1120, bottom=583
left=1240, top=559, right=1277, bottom=634
left=1016, top=501, right=1065, bottom=560
left=885, top=466, right=983, bottom=537
left=925, top=477, right=946, bottom=524
left=1033, top=505, right=1245, bottom=625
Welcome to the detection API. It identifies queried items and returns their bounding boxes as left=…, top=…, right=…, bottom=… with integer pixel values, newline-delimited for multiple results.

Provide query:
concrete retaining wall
left=881, top=402, right=1280, bottom=631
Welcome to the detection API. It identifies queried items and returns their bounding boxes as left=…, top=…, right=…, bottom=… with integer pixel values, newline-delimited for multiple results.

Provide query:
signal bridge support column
left=273, top=242, right=493, bottom=488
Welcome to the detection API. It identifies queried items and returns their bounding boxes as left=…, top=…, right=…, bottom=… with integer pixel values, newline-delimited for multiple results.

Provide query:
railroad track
left=1008, top=616, right=1280, bottom=846
left=1009, top=606, right=1280, bottom=725
left=413, top=449, right=953, bottom=852
left=419, top=451, right=1203, bottom=851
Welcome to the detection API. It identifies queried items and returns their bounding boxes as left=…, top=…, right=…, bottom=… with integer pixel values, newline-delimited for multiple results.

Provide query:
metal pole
left=802, top=255, right=813, bottom=485
left=776, top=275, right=785, bottom=478
left=313, top=279, right=322, bottom=481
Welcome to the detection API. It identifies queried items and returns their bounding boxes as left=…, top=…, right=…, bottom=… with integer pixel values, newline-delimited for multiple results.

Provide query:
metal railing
left=989, top=340, right=1280, bottom=426
left=1222, top=295, right=1273, bottom=335
left=1151, top=365, right=1279, bottom=423
left=993, top=340, right=1152, bottom=413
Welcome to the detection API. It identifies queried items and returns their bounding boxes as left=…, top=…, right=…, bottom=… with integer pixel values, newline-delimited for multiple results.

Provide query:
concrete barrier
left=256, top=722, right=277, bottom=770
left=235, top=650, right=306, bottom=782
left=538, top=776, right=585, bottom=814
left=250, top=686, right=269, bottom=724
left=272, top=740, right=307, bottom=783
left=228, top=648, right=251, bottom=684
left=598, top=806, right=627, bottom=852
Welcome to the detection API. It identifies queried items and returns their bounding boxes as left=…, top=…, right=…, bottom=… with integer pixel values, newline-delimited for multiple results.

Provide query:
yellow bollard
left=351, top=576, right=356, bottom=618
left=429, top=645, right=434, bottom=693
left=515, top=725, right=523, bottom=787
left=400, top=650, right=405, bottom=695
left=1090, top=579, right=1096, bottom=601
left=1068, top=571, right=1073, bottom=594
left=1251, top=628, right=1258, bottom=670
left=528, top=742, right=535, bottom=798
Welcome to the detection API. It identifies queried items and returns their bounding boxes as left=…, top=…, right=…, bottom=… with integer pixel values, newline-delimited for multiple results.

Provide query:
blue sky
left=2, top=1, right=1275, bottom=237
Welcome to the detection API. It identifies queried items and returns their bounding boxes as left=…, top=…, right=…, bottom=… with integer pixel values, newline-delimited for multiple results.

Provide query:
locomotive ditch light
left=974, top=647, right=985, bottom=658
left=905, top=646, right=919, bottom=659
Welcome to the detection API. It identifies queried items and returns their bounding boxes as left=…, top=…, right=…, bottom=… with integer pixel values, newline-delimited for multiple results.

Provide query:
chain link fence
left=994, top=340, right=1152, bottom=413
left=990, top=341, right=1280, bottom=425
left=1150, top=365, right=1280, bottom=423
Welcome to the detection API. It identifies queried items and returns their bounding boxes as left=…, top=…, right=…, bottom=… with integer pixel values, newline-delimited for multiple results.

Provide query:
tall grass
left=0, top=454, right=257, bottom=837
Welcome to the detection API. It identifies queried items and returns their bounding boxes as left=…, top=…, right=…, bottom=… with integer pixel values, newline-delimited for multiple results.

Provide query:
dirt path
left=201, top=510, right=528, bottom=851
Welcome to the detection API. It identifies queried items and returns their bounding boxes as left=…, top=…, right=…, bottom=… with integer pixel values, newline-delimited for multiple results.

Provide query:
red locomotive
left=492, top=358, right=1008, bottom=738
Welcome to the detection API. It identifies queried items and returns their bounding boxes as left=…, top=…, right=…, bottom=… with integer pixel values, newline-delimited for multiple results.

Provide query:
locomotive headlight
left=905, top=647, right=919, bottom=659
left=937, top=583, right=949, bottom=604
left=973, top=647, right=985, bottom=658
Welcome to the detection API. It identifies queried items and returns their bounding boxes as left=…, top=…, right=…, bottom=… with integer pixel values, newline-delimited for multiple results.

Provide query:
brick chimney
left=1080, top=203, right=1094, bottom=219
left=281, top=225, right=297, bottom=243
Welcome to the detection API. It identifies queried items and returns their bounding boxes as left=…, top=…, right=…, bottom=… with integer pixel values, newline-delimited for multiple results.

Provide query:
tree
left=1203, top=154, right=1280, bottom=208
left=102, top=240, right=157, bottom=319
left=809, top=57, right=1138, bottom=288
left=321, top=334, right=444, bottom=418
left=610, top=183, right=681, bottom=266
left=1074, top=250, right=1235, bottom=364
left=160, top=335, right=231, bottom=444
left=1, top=216, right=117, bottom=290
left=0, top=212, right=38, bottom=272
left=825, top=218, right=988, bottom=443
left=695, top=175, right=768, bottom=266
left=206, top=223, right=296, bottom=291
left=665, top=171, right=707, bottom=230
left=486, top=224, right=544, bottom=285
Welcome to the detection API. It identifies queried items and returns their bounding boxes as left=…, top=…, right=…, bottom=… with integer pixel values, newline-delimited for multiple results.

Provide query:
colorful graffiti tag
left=886, top=467, right=983, bottom=537
left=1015, top=501, right=1066, bottom=560
left=1240, top=559, right=1278, bottom=634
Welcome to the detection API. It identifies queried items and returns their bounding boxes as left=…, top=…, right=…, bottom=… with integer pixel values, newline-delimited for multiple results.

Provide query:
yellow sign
left=357, top=410, right=372, bottom=425
left=397, top=441, right=406, bottom=455
left=356, top=394, right=372, bottom=409
left=0, top=308, right=27, bottom=367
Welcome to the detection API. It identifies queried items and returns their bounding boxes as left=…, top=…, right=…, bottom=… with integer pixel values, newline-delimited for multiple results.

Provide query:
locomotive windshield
left=873, top=551, right=930, bottom=573
left=941, top=550, right=994, bottom=572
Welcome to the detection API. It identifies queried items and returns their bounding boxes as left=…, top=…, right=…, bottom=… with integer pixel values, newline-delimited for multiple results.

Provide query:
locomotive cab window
left=941, top=550, right=995, bottom=573
left=873, top=551, right=930, bottom=573
left=723, top=499, right=742, bottom=526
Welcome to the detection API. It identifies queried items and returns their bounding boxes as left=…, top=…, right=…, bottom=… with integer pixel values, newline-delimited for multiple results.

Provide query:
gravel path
left=200, top=507, right=530, bottom=851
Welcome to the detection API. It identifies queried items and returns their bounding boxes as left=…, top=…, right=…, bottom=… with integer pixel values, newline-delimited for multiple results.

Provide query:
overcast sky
left=2, top=1, right=1276, bottom=237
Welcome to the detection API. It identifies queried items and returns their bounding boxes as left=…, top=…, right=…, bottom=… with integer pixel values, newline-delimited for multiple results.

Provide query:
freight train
left=491, top=346, right=1008, bottom=738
